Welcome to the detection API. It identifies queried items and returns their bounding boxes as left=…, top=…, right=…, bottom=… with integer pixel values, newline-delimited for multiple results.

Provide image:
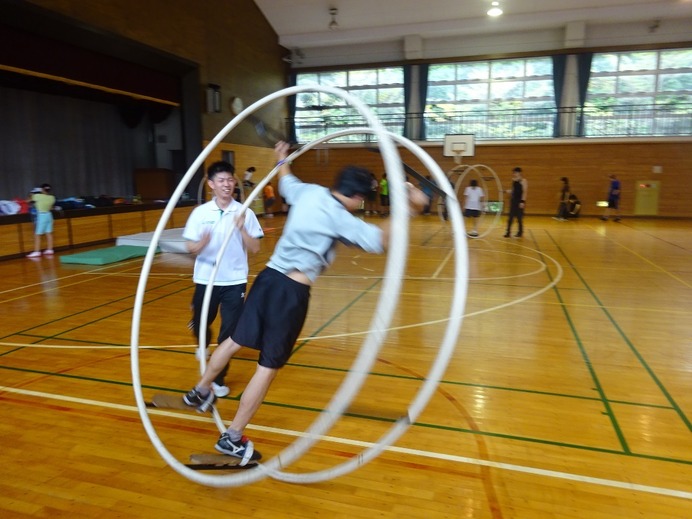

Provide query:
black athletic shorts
left=232, top=267, right=310, bottom=368
left=463, top=209, right=481, bottom=218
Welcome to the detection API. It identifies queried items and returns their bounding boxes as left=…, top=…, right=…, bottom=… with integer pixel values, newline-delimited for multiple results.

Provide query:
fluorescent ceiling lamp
left=488, top=2, right=503, bottom=16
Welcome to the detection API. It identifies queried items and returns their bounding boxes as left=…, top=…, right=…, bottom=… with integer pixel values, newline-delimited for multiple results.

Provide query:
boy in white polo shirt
left=183, top=161, right=263, bottom=397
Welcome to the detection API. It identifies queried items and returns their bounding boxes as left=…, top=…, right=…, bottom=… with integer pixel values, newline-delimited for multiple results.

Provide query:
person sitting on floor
left=567, top=194, right=581, bottom=219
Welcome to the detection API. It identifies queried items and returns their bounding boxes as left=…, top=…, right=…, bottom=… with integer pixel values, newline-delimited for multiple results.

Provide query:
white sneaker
left=26, top=251, right=41, bottom=258
left=43, top=249, right=54, bottom=255
left=212, top=383, right=230, bottom=397
left=195, top=347, right=211, bottom=361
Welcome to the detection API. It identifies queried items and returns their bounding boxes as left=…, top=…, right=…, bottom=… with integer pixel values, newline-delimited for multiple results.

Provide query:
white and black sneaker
left=182, top=387, right=216, bottom=412
left=211, top=382, right=230, bottom=398
left=215, top=433, right=255, bottom=466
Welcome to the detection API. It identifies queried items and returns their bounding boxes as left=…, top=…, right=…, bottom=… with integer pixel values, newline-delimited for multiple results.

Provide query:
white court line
left=0, top=341, right=196, bottom=350
left=0, top=257, right=146, bottom=296
left=431, top=248, right=454, bottom=279
left=0, top=253, right=189, bottom=300
left=1, top=385, right=689, bottom=500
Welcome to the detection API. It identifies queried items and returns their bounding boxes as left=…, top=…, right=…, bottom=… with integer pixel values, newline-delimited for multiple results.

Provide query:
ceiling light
left=487, top=2, right=503, bottom=17
left=329, top=8, right=339, bottom=30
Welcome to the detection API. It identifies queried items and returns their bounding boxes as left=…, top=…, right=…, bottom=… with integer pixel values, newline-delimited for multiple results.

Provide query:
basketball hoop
left=443, top=134, right=475, bottom=165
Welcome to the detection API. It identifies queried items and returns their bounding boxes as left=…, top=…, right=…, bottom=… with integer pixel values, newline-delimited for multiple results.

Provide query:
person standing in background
left=26, top=183, right=56, bottom=258
left=379, top=173, right=389, bottom=217
left=504, top=167, right=527, bottom=238
left=463, top=179, right=484, bottom=236
left=243, top=166, right=256, bottom=188
left=263, top=181, right=276, bottom=218
left=601, top=174, right=621, bottom=222
left=420, top=176, right=435, bottom=215
left=365, top=173, right=379, bottom=215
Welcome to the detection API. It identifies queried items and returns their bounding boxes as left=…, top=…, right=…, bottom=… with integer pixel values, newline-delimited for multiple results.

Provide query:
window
left=294, top=67, right=405, bottom=143
left=426, top=57, right=555, bottom=139
left=585, top=48, right=692, bottom=136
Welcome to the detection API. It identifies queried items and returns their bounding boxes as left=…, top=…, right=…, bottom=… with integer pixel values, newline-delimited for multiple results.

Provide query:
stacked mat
left=59, top=245, right=157, bottom=265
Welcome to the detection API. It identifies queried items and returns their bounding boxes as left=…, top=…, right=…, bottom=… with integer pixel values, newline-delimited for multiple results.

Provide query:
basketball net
left=452, top=142, right=466, bottom=165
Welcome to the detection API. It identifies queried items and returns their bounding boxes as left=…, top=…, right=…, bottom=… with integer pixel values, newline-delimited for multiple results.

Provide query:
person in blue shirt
left=182, top=141, right=428, bottom=465
left=601, top=174, right=621, bottom=222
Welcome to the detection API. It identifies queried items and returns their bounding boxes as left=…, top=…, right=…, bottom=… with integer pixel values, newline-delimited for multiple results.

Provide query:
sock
left=195, top=385, right=210, bottom=397
left=226, top=428, right=242, bottom=442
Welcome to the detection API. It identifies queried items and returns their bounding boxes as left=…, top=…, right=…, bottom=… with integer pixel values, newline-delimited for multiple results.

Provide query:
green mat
left=60, top=245, right=156, bottom=265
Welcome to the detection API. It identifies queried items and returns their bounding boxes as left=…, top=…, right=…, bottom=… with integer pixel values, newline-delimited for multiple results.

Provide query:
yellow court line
left=0, top=385, right=689, bottom=500
left=609, top=240, right=692, bottom=289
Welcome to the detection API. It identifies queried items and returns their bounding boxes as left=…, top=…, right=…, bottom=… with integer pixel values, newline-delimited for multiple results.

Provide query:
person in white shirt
left=181, top=141, right=429, bottom=465
left=243, top=166, right=256, bottom=187
left=183, top=161, right=263, bottom=397
left=463, top=179, right=485, bottom=236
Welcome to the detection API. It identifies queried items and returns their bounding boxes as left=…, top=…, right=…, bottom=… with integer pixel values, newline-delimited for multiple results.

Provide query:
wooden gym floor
left=0, top=214, right=690, bottom=518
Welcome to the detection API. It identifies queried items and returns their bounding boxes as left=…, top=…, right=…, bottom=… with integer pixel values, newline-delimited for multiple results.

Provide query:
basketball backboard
left=443, top=134, right=475, bottom=157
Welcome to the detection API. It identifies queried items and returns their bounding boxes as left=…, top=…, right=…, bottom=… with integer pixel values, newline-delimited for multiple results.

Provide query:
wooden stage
left=0, top=213, right=690, bottom=518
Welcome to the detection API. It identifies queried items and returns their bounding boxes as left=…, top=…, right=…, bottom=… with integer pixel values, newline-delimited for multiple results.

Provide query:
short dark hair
left=513, top=167, right=522, bottom=173
left=333, top=166, right=373, bottom=198
left=207, top=161, right=235, bottom=179
left=470, top=179, right=478, bottom=187
left=41, top=183, right=52, bottom=191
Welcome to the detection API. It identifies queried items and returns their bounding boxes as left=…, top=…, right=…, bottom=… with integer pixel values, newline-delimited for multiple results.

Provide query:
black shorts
left=463, top=209, right=481, bottom=218
left=608, top=196, right=619, bottom=209
left=232, top=267, right=310, bottom=368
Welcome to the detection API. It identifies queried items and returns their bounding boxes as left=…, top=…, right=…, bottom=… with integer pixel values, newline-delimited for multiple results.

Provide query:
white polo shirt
left=183, top=199, right=263, bottom=285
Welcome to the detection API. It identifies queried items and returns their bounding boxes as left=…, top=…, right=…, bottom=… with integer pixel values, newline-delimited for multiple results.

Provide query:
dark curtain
left=0, top=86, right=138, bottom=200
left=403, top=64, right=413, bottom=138
left=576, top=53, right=594, bottom=137
left=287, top=72, right=298, bottom=143
left=417, top=64, right=429, bottom=140
left=552, top=55, right=567, bottom=137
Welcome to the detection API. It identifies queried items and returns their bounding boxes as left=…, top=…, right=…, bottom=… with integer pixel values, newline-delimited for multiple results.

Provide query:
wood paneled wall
left=0, top=205, right=194, bottom=260
left=283, top=139, right=692, bottom=217
left=26, top=0, right=288, bottom=147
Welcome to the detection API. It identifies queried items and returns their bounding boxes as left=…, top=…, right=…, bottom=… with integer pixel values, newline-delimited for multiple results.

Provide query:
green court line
left=541, top=232, right=631, bottom=453
left=44, top=283, right=193, bottom=341
left=2, top=363, right=689, bottom=467
left=0, top=277, right=191, bottom=341
left=289, top=277, right=383, bottom=356
left=285, top=361, right=674, bottom=410
left=421, top=225, right=449, bottom=247
left=0, top=347, right=27, bottom=358
left=549, top=231, right=691, bottom=433
left=4, top=234, right=689, bottom=468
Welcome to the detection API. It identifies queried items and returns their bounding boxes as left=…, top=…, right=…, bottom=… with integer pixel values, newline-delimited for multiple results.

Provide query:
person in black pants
left=554, top=177, right=570, bottom=221
left=504, top=167, right=528, bottom=238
